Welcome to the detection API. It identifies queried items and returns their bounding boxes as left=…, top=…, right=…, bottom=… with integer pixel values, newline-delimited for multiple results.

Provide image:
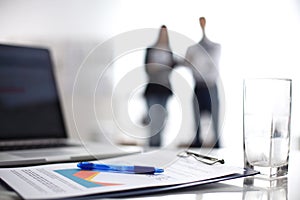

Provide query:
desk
left=1, top=149, right=299, bottom=200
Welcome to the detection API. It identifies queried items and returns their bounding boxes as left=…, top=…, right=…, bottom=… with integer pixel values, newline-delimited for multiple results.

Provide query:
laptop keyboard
left=0, top=140, right=78, bottom=151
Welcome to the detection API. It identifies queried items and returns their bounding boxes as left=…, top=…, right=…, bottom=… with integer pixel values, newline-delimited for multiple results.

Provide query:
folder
left=0, top=149, right=258, bottom=200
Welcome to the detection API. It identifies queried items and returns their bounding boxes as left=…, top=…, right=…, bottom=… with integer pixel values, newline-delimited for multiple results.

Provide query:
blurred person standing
left=143, top=25, right=175, bottom=147
left=185, top=17, right=221, bottom=148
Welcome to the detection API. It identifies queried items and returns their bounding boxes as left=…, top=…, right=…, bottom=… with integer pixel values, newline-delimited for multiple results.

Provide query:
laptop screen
left=0, top=44, right=67, bottom=140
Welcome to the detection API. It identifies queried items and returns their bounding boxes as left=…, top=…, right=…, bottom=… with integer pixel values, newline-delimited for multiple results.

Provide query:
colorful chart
left=54, top=169, right=122, bottom=188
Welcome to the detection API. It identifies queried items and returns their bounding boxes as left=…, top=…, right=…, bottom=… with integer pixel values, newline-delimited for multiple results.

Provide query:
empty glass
left=243, top=78, right=292, bottom=178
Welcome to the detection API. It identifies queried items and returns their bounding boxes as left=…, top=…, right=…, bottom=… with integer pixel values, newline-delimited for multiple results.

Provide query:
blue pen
left=77, top=162, right=164, bottom=174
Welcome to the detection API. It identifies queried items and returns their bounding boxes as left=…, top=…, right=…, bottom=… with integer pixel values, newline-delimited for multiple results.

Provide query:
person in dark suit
left=143, top=25, right=175, bottom=147
left=185, top=17, right=221, bottom=148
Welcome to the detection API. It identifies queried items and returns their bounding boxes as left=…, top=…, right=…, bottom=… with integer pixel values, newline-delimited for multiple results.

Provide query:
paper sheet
left=0, top=150, right=244, bottom=199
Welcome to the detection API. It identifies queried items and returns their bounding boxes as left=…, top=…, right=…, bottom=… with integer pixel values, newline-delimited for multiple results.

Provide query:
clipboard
left=0, top=149, right=259, bottom=200
left=73, top=168, right=257, bottom=199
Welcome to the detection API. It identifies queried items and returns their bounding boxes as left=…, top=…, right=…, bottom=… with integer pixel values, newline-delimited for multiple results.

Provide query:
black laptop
left=0, top=44, right=140, bottom=167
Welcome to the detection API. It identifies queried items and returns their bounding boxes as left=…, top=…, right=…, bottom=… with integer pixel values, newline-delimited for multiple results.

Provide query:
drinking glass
left=243, top=78, right=292, bottom=178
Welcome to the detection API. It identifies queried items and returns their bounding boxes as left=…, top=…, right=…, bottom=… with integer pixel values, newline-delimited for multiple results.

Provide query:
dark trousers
left=145, top=93, right=170, bottom=147
left=192, top=83, right=219, bottom=148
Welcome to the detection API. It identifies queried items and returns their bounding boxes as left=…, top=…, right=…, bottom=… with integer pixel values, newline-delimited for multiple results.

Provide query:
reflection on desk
left=243, top=177, right=287, bottom=200
left=0, top=149, right=299, bottom=200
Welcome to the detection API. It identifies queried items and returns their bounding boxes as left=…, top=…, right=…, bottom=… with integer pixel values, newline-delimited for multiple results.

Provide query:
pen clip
left=177, top=150, right=225, bottom=165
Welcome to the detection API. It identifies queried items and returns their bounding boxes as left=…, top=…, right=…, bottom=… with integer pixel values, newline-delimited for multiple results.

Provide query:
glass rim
left=243, top=78, right=292, bottom=83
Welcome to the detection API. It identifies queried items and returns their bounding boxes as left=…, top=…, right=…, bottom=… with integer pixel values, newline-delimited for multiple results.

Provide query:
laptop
left=0, top=44, right=141, bottom=167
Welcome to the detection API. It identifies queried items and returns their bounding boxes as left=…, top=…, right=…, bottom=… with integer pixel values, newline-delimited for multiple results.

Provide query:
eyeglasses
left=177, top=150, right=225, bottom=165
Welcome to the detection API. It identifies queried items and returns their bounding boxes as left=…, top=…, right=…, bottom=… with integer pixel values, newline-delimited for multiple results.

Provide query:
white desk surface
left=1, top=148, right=299, bottom=200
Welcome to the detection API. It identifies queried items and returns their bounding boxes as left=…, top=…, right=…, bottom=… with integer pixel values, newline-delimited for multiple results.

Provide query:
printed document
left=0, top=150, right=244, bottom=199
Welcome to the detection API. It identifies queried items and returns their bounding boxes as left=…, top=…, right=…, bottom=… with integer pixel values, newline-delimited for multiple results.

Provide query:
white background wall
left=1, top=0, right=300, bottom=150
